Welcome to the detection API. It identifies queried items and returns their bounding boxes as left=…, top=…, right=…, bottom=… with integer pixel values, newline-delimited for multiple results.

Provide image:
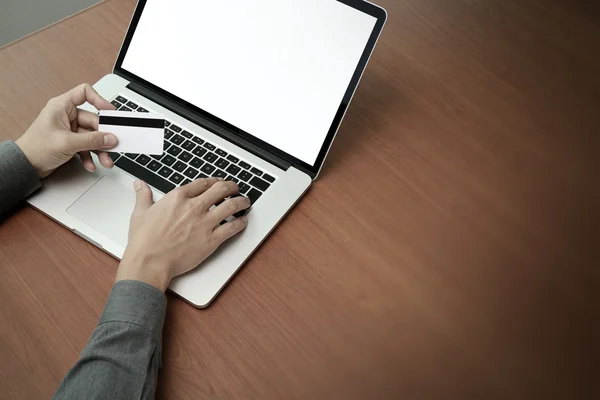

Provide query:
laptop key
left=110, top=100, right=122, bottom=108
left=167, top=146, right=182, bottom=156
left=215, top=158, right=229, bottom=169
left=215, top=148, right=227, bottom=157
left=181, top=130, right=193, bottom=139
left=116, top=95, right=128, bottom=103
left=226, top=154, right=239, bottom=163
left=247, top=188, right=262, bottom=204
left=202, top=142, right=216, bottom=151
left=108, top=152, right=120, bottom=162
left=163, top=140, right=170, bottom=150
left=170, top=124, right=182, bottom=133
left=190, top=157, right=204, bottom=169
left=250, top=167, right=263, bottom=177
left=238, top=182, right=250, bottom=194
left=158, top=166, right=173, bottom=178
left=196, top=173, right=208, bottom=179
left=119, top=106, right=132, bottom=112
left=182, top=140, right=196, bottom=151
left=200, top=164, right=216, bottom=175
left=184, top=167, right=199, bottom=179
left=225, top=164, right=241, bottom=176
left=147, top=160, right=161, bottom=171
left=192, top=136, right=204, bottom=145
left=125, top=153, right=138, bottom=159
left=193, top=147, right=207, bottom=157
left=137, top=106, right=149, bottom=113
left=164, top=129, right=174, bottom=139
left=150, top=153, right=163, bottom=160
left=165, top=120, right=171, bottom=128
left=238, top=170, right=252, bottom=182
left=249, top=176, right=270, bottom=191
left=226, top=175, right=239, bottom=183
left=169, top=173, right=184, bottom=185
left=173, top=161, right=187, bottom=172
left=238, top=161, right=251, bottom=170
left=126, top=101, right=138, bottom=109
left=181, top=179, right=192, bottom=186
left=203, top=152, right=218, bottom=163
left=213, top=169, right=227, bottom=179
left=263, top=173, right=275, bottom=183
left=178, top=151, right=192, bottom=162
left=171, top=134, right=184, bottom=145
left=115, top=157, right=174, bottom=194
left=162, top=155, right=176, bottom=166
left=136, top=154, right=151, bottom=166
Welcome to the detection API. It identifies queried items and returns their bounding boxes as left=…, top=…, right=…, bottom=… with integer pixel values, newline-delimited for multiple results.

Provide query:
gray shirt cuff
left=0, top=140, right=41, bottom=214
left=99, top=280, right=167, bottom=338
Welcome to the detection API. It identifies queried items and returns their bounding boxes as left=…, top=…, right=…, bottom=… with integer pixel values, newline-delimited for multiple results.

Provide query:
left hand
left=16, top=83, right=119, bottom=178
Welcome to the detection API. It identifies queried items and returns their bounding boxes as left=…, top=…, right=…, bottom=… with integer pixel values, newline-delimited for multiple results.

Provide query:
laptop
left=27, top=0, right=387, bottom=307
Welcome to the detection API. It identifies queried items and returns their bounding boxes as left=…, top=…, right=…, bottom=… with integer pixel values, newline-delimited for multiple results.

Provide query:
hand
left=16, top=83, right=118, bottom=178
left=116, top=178, right=251, bottom=292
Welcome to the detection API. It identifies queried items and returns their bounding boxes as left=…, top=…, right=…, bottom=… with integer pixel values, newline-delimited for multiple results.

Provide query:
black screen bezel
left=114, top=0, right=386, bottom=177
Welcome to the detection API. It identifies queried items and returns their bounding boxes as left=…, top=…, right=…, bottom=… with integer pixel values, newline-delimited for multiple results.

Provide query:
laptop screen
left=121, top=0, right=378, bottom=167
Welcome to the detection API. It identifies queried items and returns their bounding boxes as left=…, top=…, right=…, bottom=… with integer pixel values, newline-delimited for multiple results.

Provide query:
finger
left=179, top=177, right=222, bottom=198
left=132, top=180, right=154, bottom=216
left=78, top=151, right=96, bottom=172
left=97, top=151, right=114, bottom=169
left=212, top=216, right=248, bottom=244
left=77, top=109, right=100, bottom=131
left=208, top=195, right=251, bottom=224
left=60, top=83, right=114, bottom=110
left=67, top=131, right=118, bottom=153
left=57, top=83, right=115, bottom=121
left=196, top=180, right=240, bottom=209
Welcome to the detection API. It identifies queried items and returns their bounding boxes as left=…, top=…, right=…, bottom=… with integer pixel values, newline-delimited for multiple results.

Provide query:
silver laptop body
left=27, top=0, right=386, bottom=307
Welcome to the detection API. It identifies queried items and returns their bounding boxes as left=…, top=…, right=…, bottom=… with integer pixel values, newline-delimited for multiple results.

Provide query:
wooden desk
left=0, top=1, right=597, bottom=398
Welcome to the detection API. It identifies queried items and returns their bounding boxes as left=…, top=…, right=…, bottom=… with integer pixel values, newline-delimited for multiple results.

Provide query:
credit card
left=98, top=110, right=164, bottom=155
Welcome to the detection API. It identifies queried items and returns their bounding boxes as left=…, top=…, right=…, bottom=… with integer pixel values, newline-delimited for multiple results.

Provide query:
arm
left=53, top=280, right=166, bottom=400
left=12, top=84, right=249, bottom=400
left=0, top=141, right=40, bottom=215
left=52, top=177, right=249, bottom=400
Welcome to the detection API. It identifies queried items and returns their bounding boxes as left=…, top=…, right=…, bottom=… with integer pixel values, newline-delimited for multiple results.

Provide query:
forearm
left=53, top=280, right=167, bottom=400
left=0, top=141, right=41, bottom=215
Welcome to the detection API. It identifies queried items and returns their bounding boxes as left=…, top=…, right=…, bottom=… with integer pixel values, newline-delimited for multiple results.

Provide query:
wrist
left=117, top=251, right=172, bottom=293
left=15, top=137, right=43, bottom=178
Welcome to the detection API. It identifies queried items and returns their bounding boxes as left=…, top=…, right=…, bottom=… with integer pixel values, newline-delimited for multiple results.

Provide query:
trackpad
left=66, top=175, right=136, bottom=247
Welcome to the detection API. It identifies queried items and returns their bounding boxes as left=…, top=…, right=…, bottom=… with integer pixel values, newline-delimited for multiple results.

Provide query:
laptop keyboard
left=107, top=95, right=277, bottom=204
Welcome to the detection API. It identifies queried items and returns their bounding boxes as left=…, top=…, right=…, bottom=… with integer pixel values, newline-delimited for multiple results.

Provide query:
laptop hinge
left=125, top=81, right=291, bottom=171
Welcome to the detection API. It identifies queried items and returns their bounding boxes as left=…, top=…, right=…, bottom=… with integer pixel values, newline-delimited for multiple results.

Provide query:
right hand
left=116, top=178, right=251, bottom=292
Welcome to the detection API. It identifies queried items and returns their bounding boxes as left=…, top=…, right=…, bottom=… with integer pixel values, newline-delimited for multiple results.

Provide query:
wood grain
left=0, top=0, right=598, bottom=399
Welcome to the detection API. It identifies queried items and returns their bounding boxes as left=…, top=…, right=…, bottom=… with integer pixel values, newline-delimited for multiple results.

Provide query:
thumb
left=68, top=131, right=118, bottom=152
left=132, top=180, right=154, bottom=215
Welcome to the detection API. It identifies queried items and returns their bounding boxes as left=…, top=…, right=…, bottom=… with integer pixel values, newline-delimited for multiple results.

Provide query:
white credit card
left=98, top=110, right=164, bottom=155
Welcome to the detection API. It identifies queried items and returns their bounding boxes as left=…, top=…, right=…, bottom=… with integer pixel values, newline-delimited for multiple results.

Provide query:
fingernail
left=134, top=180, right=144, bottom=191
left=104, top=134, right=118, bottom=146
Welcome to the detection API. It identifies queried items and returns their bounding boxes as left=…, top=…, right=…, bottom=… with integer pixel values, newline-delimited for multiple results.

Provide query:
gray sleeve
left=53, top=280, right=167, bottom=400
left=0, top=141, right=41, bottom=215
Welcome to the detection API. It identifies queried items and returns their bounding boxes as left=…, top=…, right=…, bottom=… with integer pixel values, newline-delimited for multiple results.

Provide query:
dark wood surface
left=0, top=0, right=597, bottom=398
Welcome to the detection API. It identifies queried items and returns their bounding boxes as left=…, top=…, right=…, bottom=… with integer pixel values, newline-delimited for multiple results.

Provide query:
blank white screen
left=122, top=0, right=377, bottom=165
